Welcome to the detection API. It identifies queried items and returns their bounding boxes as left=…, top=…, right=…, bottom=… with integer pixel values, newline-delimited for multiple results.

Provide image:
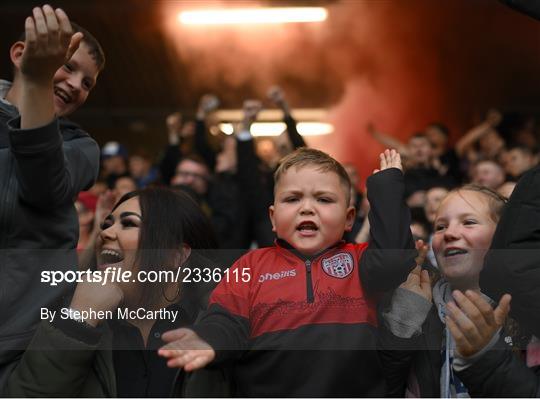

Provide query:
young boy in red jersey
left=160, top=147, right=416, bottom=396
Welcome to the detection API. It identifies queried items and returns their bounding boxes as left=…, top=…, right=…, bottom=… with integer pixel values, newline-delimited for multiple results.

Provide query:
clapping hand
left=399, top=240, right=432, bottom=301
left=446, top=290, right=511, bottom=357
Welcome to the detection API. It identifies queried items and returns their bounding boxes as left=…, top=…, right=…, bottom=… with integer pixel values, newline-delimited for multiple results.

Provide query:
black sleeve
left=5, top=321, right=104, bottom=397
left=236, top=138, right=261, bottom=193
left=191, top=303, right=250, bottom=365
left=194, top=118, right=216, bottom=170
left=456, top=338, right=540, bottom=397
left=190, top=257, right=252, bottom=365
left=8, top=117, right=99, bottom=209
left=159, top=144, right=182, bottom=186
left=207, top=172, right=243, bottom=248
left=283, top=114, right=305, bottom=149
left=377, top=323, right=420, bottom=396
left=480, top=165, right=540, bottom=337
left=359, top=168, right=416, bottom=292
left=235, top=138, right=273, bottom=221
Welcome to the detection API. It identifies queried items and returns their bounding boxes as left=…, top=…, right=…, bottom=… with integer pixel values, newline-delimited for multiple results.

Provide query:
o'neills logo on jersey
left=258, top=269, right=297, bottom=283
left=322, top=252, right=354, bottom=278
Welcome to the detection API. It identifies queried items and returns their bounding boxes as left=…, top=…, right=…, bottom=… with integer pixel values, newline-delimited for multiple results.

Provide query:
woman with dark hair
left=5, top=187, right=218, bottom=397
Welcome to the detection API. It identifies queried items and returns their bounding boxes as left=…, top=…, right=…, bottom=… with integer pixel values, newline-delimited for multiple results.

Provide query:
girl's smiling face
left=432, top=190, right=497, bottom=289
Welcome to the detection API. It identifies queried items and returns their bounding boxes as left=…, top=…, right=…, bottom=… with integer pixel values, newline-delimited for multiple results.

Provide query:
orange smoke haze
left=160, top=0, right=540, bottom=186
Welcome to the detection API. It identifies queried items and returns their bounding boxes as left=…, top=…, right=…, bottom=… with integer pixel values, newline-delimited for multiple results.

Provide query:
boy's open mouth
left=54, top=87, right=72, bottom=104
left=296, top=221, right=318, bottom=233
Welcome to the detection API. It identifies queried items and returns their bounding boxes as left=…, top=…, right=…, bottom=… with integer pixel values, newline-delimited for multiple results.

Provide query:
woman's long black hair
left=111, top=187, right=218, bottom=307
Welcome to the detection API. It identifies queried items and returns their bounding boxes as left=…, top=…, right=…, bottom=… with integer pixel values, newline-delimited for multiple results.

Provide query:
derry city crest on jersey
left=322, top=252, right=354, bottom=278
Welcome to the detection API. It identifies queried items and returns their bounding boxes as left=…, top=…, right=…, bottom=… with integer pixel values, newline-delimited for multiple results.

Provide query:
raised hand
left=166, top=112, right=182, bottom=134
left=215, top=136, right=237, bottom=173
left=198, top=94, right=219, bottom=115
left=373, top=149, right=402, bottom=174
left=158, top=328, right=216, bottom=371
left=414, top=239, right=429, bottom=267
left=400, top=265, right=432, bottom=302
left=267, top=86, right=287, bottom=108
left=485, top=109, right=502, bottom=127
left=242, top=99, right=262, bottom=123
left=69, top=278, right=124, bottom=327
left=446, top=291, right=511, bottom=357
left=20, top=6, right=82, bottom=85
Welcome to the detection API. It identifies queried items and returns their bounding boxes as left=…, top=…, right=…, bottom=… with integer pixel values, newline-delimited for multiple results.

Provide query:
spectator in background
left=425, top=122, right=463, bottom=182
left=87, top=180, right=108, bottom=198
left=504, top=145, right=537, bottom=181
left=159, top=111, right=195, bottom=185
left=159, top=94, right=220, bottom=186
left=255, top=137, right=280, bottom=169
left=424, top=186, right=449, bottom=225
left=368, top=122, right=462, bottom=183
left=456, top=109, right=505, bottom=164
left=403, top=133, right=455, bottom=204
left=260, top=84, right=307, bottom=178
left=510, top=115, right=537, bottom=152
left=101, top=141, right=129, bottom=188
left=267, top=85, right=306, bottom=157
left=171, top=155, right=211, bottom=201
left=129, top=150, right=160, bottom=188
left=113, top=175, right=137, bottom=202
left=471, top=159, right=505, bottom=190
left=171, top=154, right=245, bottom=249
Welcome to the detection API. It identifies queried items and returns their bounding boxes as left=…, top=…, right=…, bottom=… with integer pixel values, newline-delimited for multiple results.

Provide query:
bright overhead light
left=219, top=122, right=333, bottom=137
left=220, top=123, right=235, bottom=135
left=297, top=122, right=334, bottom=136
left=179, top=7, right=328, bottom=25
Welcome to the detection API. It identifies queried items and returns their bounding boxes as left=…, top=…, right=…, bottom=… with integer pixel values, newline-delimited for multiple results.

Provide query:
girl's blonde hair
left=446, top=184, right=507, bottom=223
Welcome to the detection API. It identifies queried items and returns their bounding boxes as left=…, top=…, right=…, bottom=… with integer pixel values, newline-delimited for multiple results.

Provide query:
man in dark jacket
left=0, top=6, right=103, bottom=389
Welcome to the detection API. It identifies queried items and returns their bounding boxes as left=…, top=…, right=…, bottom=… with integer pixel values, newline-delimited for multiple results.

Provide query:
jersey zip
left=305, top=259, right=314, bottom=303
